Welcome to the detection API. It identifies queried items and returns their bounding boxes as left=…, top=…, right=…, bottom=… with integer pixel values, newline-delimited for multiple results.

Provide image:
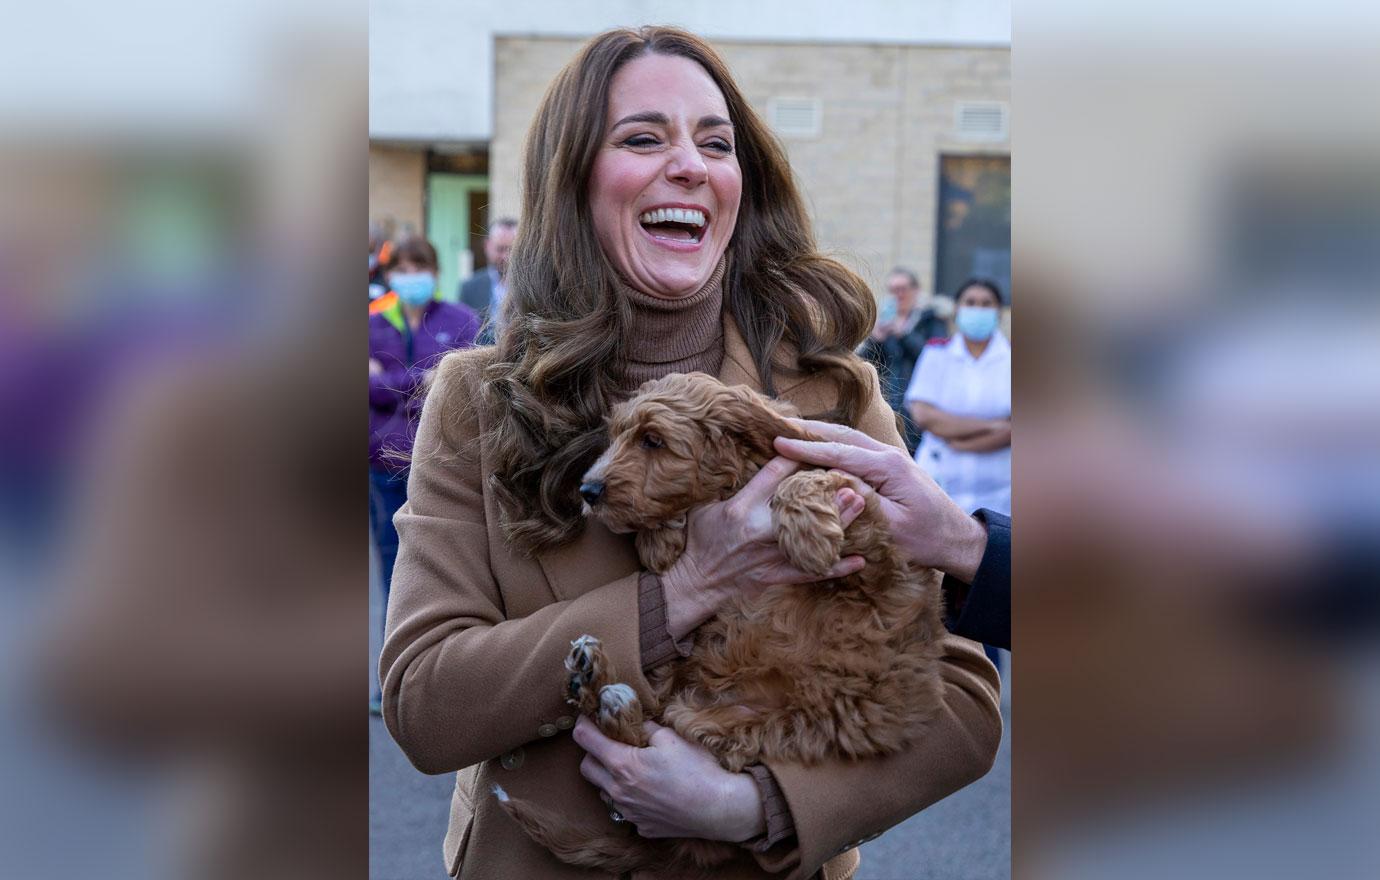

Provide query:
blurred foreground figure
left=1014, top=0, right=1380, bottom=870
left=8, top=31, right=367, bottom=879
left=36, top=334, right=364, bottom=880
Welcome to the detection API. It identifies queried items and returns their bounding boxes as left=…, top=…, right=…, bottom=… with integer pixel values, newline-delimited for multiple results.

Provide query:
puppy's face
left=578, top=373, right=799, bottom=533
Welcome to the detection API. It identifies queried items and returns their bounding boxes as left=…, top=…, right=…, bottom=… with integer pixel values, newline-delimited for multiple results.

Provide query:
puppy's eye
left=640, top=431, right=664, bottom=450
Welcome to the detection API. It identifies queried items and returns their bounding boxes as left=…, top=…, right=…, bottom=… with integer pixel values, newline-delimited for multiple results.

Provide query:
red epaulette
left=926, top=336, right=950, bottom=346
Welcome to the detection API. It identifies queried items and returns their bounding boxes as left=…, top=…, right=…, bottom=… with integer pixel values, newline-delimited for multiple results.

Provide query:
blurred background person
left=369, top=238, right=399, bottom=318
left=458, top=216, right=517, bottom=345
left=859, top=266, right=950, bottom=454
left=904, top=278, right=1010, bottom=516
left=369, top=235, right=479, bottom=715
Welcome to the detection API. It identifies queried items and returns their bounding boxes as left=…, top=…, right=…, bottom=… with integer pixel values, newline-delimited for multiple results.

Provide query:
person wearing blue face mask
left=857, top=268, right=950, bottom=455
left=368, top=235, right=480, bottom=714
left=903, top=278, right=1010, bottom=516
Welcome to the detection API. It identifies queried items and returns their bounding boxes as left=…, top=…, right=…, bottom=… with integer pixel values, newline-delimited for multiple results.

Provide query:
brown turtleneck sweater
left=614, top=257, right=727, bottom=395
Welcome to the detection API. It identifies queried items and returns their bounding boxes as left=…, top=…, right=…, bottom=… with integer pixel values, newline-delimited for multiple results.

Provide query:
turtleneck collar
left=615, top=257, right=727, bottom=394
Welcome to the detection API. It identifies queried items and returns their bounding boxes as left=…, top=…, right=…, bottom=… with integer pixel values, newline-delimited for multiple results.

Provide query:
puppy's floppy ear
left=714, top=384, right=809, bottom=458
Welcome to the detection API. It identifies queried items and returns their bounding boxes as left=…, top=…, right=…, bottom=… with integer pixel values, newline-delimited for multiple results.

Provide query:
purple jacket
left=369, top=300, right=480, bottom=473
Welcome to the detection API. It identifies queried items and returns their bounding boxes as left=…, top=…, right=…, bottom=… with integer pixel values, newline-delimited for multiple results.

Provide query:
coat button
left=500, top=748, right=525, bottom=770
left=555, top=715, right=575, bottom=730
left=537, top=723, right=558, bottom=738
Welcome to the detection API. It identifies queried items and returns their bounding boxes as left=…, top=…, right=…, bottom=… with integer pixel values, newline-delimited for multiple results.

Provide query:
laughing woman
left=380, top=26, right=1001, bottom=880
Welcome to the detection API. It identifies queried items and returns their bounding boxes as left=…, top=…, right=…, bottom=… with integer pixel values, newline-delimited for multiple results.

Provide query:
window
left=936, top=155, right=1011, bottom=301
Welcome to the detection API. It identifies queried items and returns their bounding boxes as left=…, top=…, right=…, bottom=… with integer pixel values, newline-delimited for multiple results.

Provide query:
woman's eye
left=641, top=432, right=664, bottom=450
left=623, top=135, right=660, bottom=147
left=703, top=140, right=733, bottom=153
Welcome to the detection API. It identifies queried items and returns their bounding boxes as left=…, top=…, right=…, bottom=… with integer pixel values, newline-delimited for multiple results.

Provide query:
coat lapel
left=718, top=314, right=763, bottom=391
left=534, top=517, right=641, bottom=602
left=719, top=312, right=819, bottom=398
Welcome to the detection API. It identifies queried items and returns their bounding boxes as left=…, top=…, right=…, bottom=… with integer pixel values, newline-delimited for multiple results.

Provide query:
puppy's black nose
left=579, top=481, right=605, bottom=506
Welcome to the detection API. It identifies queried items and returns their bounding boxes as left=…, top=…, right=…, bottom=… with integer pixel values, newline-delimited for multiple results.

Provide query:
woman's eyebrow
left=611, top=111, right=669, bottom=128
left=610, top=112, right=734, bottom=130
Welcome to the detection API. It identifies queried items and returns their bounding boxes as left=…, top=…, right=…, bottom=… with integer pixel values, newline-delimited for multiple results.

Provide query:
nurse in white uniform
left=903, top=278, right=1011, bottom=515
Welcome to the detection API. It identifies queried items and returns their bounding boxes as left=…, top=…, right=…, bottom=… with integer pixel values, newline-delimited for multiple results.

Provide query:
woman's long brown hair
left=460, top=26, right=876, bottom=554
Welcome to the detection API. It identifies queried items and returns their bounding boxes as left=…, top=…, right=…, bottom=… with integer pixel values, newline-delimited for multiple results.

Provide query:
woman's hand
left=659, top=456, right=866, bottom=640
left=573, top=716, right=766, bottom=842
left=774, top=419, right=987, bottom=582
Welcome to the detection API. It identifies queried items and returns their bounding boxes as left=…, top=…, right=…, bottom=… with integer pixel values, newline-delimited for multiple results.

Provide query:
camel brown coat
left=380, top=315, right=1002, bottom=879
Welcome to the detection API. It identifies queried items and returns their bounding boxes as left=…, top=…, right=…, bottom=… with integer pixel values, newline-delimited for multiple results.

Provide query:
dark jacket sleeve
left=941, top=509, right=1011, bottom=650
left=459, top=273, right=490, bottom=315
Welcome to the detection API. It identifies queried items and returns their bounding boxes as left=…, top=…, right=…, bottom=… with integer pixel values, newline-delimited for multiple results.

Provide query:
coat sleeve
left=754, top=367, right=1004, bottom=880
left=379, top=353, right=647, bottom=775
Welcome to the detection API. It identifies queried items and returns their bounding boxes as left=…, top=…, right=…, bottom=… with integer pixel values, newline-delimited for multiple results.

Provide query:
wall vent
left=955, top=101, right=1008, bottom=141
left=768, top=97, right=822, bottom=138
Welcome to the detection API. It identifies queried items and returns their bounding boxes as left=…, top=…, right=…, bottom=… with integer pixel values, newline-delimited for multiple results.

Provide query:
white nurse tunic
left=903, top=331, right=1011, bottom=515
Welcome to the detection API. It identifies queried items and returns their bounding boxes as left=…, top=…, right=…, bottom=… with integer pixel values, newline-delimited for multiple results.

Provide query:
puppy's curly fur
left=496, top=373, right=946, bottom=876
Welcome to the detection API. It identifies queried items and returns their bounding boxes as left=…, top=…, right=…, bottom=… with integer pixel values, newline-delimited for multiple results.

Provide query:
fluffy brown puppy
left=495, top=372, right=946, bottom=876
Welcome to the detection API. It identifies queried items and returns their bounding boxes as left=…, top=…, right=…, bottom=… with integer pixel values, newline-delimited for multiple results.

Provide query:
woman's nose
left=664, top=143, right=707, bottom=187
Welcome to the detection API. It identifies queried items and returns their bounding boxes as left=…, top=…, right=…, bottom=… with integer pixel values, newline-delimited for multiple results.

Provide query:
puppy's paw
left=566, top=634, right=601, bottom=676
left=771, top=471, right=848, bottom=577
left=565, top=634, right=612, bottom=715
left=597, top=683, right=649, bottom=747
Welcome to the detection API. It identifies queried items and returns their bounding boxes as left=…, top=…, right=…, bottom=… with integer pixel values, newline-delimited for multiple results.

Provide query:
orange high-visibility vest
left=369, top=291, right=399, bottom=315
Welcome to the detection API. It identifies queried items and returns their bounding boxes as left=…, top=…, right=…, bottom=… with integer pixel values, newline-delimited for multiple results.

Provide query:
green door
left=426, top=173, right=488, bottom=304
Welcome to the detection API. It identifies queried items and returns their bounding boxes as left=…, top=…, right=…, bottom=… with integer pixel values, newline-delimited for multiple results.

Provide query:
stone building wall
left=368, top=145, right=426, bottom=235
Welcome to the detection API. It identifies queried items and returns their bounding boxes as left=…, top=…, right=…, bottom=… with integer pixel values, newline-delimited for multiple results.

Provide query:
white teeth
left=638, top=208, right=706, bottom=227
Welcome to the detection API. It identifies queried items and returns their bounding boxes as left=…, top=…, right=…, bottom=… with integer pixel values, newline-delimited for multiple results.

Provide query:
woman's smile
left=637, top=203, right=710, bottom=248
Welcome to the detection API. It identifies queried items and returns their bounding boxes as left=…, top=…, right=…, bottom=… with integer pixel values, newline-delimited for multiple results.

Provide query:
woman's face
left=957, top=285, right=1001, bottom=311
left=386, top=257, right=429, bottom=282
left=588, top=53, right=742, bottom=299
left=954, top=284, right=1002, bottom=341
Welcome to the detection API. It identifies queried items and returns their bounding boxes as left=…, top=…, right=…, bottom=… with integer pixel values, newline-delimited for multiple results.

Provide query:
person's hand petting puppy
left=774, top=419, right=987, bottom=583
left=660, top=455, right=867, bottom=641
left=573, top=716, right=766, bottom=842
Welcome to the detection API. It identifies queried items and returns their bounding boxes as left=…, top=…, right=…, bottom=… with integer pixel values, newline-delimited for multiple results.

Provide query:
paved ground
left=371, top=716, right=456, bottom=880
left=370, top=549, right=1010, bottom=879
